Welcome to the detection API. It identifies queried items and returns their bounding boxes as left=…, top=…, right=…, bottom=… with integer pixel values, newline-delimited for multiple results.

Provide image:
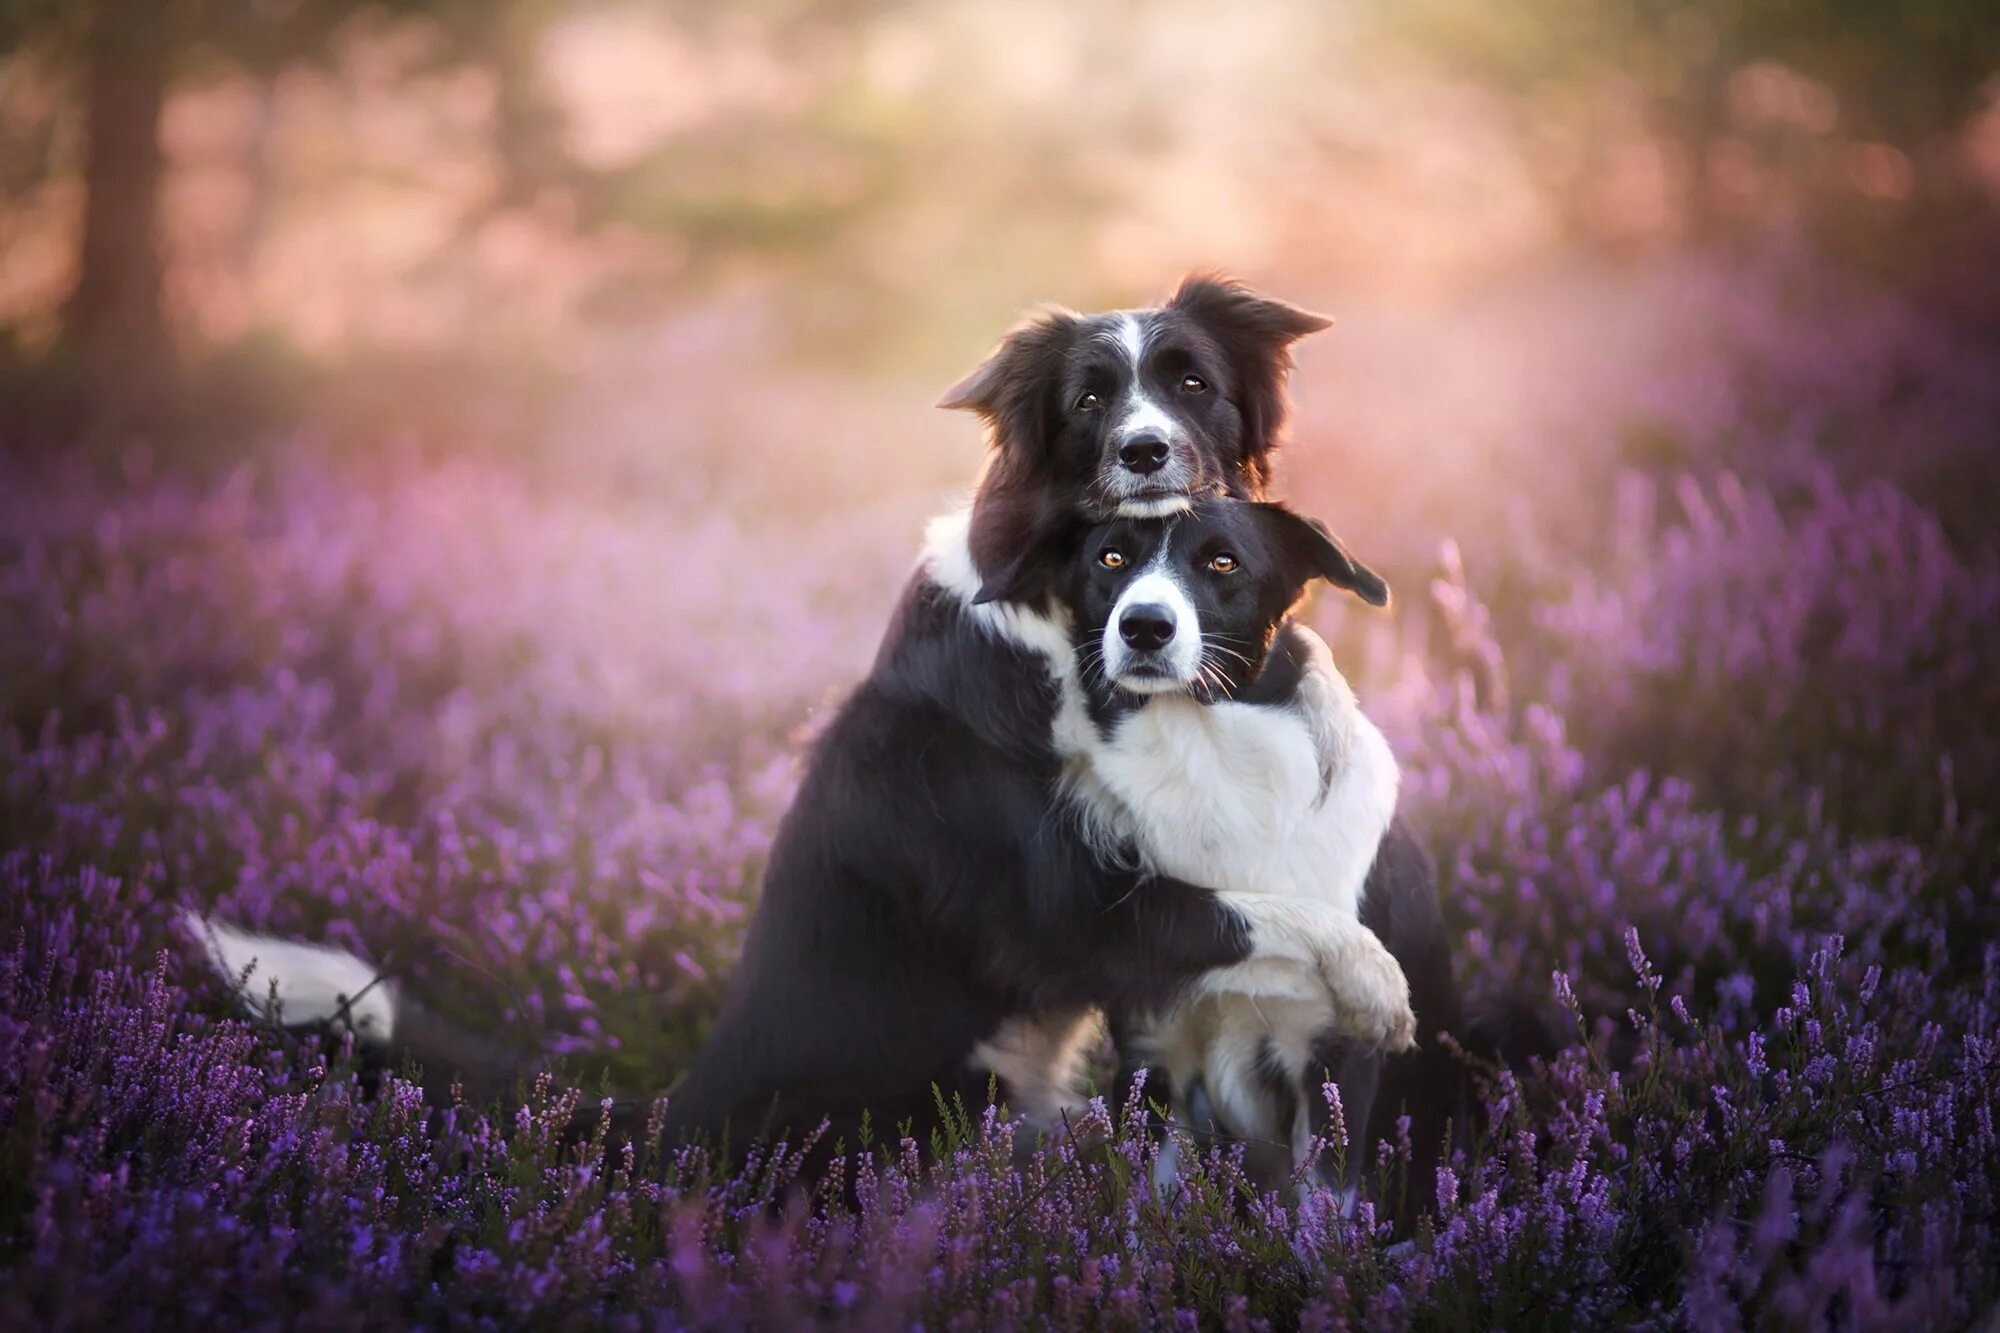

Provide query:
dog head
left=942, top=276, right=1329, bottom=590
left=983, top=497, right=1388, bottom=701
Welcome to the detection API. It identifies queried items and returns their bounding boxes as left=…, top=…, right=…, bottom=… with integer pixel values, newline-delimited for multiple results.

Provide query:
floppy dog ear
left=972, top=512, right=1080, bottom=606
left=1258, top=503, right=1390, bottom=608
left=938, top=308, right=1077, bottom=462
left=1167, top=275, right=1330, bottom=494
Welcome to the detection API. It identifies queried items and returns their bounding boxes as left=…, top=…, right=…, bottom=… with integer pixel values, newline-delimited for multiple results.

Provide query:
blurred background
left=10, top=12, right=2000, bottom=1314
left=3, top=0, right=2000, bottom=1130
left=2, top=0, right=1997, bottom=502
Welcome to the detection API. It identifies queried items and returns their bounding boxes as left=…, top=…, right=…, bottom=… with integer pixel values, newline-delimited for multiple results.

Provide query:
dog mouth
left=1110, top=664, right=1190, bottom=696
left=1108, top=648, right=1252, bottom=700
left=1114, top=490, right=1196, bottom=520
left=1091, top=478, right=1224, bottom=521
left=1105, top=648, right=1202, bottom=695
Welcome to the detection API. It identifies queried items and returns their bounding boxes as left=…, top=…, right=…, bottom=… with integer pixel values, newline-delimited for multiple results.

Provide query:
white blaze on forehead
left=1115, top=312, right=1149, bottom=367
left=1103, top=549, right=1203, bottom=687
left=1112, top=311, right=1180, bottom=444
left=1121, top=396, right=1178, bottom=443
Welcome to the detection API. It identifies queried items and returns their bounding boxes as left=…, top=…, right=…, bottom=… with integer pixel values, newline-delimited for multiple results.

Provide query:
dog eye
left=1076, top=391, right=1104, bottom=412
left=1098, top=548, right=1126, bottom=570
left=1180, top=374, right=1207, bottom=394
left=1207, top=552, right=1237, bottom=573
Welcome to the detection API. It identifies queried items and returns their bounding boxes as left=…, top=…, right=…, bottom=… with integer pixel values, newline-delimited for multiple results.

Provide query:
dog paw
left=1328, top=940, right=1417, bottom=1054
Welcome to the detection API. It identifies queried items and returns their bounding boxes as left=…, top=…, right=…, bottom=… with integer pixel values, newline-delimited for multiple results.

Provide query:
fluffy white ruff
left=183, top=912, right=397, bottom=1040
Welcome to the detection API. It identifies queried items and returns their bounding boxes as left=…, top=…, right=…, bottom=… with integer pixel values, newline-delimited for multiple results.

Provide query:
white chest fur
left=920, top=507, right=1413, bottom=1143
left=1060, top=625, right=1415, bottom=1163
left=1061, top=629, right=1400, bottom=918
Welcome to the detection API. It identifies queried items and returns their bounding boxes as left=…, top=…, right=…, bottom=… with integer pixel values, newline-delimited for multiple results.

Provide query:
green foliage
left=1386, top=0, right=2000, bottom=143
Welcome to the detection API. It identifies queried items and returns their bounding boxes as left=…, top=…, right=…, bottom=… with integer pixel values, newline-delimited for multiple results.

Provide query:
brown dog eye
left=1076, top=391, right=1104, bottom=412
left=1099, top=548, right=1126, bottom=569
left=1208, top=552, right=1237, bottom=573
left=1180, top=375, right=1207, bottom=394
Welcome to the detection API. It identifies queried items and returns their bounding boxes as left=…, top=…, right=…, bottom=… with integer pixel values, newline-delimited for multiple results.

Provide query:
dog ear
left=1257, top=503, right=1390, bottom=608
left=971, top=548, right=1041, bottom=606
left=1167, top=275, right=1330, bottom=494
left=972, top=512, right=1080, bottom=606
left=1167, top=274, right=1331, bottom=345
left=938, top=308, right=1077, bottom=461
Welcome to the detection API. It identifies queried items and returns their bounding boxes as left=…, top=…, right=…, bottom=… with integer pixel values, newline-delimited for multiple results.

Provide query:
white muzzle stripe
left=1103, top=558, right=1203, bottom=689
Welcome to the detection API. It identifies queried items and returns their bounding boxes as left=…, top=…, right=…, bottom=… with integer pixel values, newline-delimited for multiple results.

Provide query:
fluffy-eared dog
left=981, top=497, right=1445, bottom=1187
left=188, top=276, right=1467, bottom=1193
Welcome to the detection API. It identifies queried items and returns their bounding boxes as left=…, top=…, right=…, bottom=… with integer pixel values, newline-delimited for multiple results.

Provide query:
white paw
left=1325, top=939, right=1416, bottom=1053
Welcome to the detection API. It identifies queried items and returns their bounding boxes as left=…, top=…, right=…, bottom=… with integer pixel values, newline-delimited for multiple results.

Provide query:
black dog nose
left=1118, top=434, right=1170, bottom=475
left=1119, top=604, right=1175, bottom=651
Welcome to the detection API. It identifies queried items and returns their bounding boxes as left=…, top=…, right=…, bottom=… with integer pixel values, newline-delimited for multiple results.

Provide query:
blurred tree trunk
left=234, top=75, right=279, bottom=271
left=66, top=2, right=174, bottom=414
left=1678, top=51, right=1733, bottom=247
left=491, top=5, right=566, bottom=210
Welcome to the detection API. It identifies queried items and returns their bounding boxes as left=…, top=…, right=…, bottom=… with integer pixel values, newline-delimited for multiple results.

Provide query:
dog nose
left=1119, top=604, right=1175, bottom=651
left=1118, top=434, right=1170, bottom=475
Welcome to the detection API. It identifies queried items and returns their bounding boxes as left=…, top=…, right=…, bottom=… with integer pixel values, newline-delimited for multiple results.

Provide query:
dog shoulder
left=919, top=506, right=1073, bottom=667
left=859, top=521, right=1069, bottom=763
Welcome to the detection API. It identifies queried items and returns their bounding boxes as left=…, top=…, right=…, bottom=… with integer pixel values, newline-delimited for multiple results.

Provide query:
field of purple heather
left=4, top=260, right=2000, bottom=1328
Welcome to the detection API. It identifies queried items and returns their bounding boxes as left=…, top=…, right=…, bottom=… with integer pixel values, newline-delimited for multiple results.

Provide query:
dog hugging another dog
left=189, top=275, right=1471, bottom=1205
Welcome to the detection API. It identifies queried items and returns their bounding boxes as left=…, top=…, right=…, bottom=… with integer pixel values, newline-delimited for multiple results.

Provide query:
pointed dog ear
left=1166, top=275, right=1330, bottom=492
left=935, top=353, right=1003, bottom=413
left=1167, top=274, right=1331, bottom=344
left=938, top=308, right=1078, bottom=462
left=1257, top=503, right=1390, bottom=608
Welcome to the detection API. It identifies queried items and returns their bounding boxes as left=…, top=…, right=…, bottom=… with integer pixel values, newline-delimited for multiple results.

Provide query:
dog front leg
left=1197, top=897, right=1417, bottom=1054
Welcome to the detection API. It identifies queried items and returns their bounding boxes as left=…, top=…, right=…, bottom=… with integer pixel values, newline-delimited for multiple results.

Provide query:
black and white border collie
left=186, top=277, right=1465, bottom=1193
left=981, top=497, right=1420, bottom=1182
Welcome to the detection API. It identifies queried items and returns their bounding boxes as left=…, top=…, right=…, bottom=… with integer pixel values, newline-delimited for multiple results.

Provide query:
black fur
left=275, top=280, right=1495, bottom=1198
left=948, top=274, right=1330, bottom=588
left=1345, top=820, right=1465, bottom=1206
left=663, top=279, right=1336, bottom=1155
left=1027, top=499, right=1466, bottom=1207
left=192, top=278, right=1544, bottom=1224
left=660, top=579, right=1267, bottom=1149
left=1054, top=498, right=1387, bottom=703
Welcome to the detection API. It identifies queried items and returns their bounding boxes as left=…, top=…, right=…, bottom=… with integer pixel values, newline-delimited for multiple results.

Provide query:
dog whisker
left=1198, top=653, right=1238, bottom=700
left=1203, top=642, right=1257, bottom=670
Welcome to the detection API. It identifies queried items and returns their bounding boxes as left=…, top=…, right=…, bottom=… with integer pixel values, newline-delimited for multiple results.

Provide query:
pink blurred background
left=3, top=1, right=1998, bottom=581
left=4, top=0, right=1999, bottom=1096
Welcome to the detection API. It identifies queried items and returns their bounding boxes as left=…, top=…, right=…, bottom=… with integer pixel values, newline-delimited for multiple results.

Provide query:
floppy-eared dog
left=979, top=496, right=1441, bottom=1187
left=186, top=276, right=1466, bottom=1196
